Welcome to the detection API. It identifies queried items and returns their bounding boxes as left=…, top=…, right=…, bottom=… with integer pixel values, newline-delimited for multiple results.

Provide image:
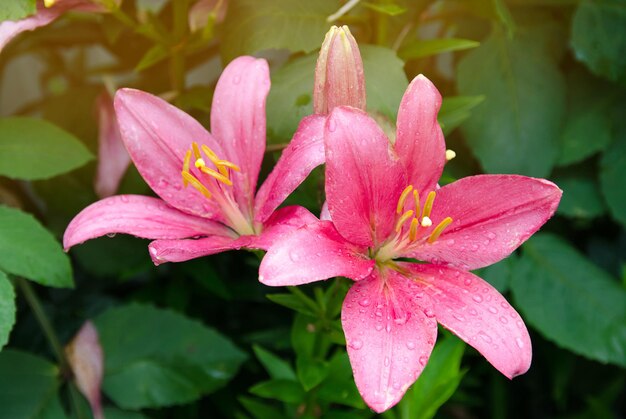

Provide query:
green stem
left=16, top=278, right=85, bottom=419
left=170, top=0, right=189, bottom=97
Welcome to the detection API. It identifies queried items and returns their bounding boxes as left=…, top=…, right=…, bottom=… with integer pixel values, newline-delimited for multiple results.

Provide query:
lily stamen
left=396, top=185, right=413, bottom=214
left=422, top=191, right=436, bottom=220
left=199, top=165, right=233, bottom=186
left=182, top=150, right=192, bottom=186
left=395, top=210, right=414, bottom=232
left=408, top=218, right=419, bottom=241
left=181, top=171, right=212, bottom=199
left=428, top=216, right=453, bottom=243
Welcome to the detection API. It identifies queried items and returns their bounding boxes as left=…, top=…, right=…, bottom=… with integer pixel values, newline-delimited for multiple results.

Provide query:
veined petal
left=94, top=92, right=131, bottom=198
left=259, top=220, right=374, bottom=287
left=395, top=75, right=446, bottom=195
left=404, top=263, right=532, bottom=379
left=407, top=175, right=562, bottom=270
left=63, top=195, right=232, bottom=250
left=211, top=56, right=270, bottom=216
left=250, top=205, right=318, bottom=250
left=114, top=88, right=227, bottom=221
left=325, top=107, right=407, bottom=247
left=342, top=270, right=438, bottom=413
left=254, top=115, right=325, bottom=223
left=148, top=235, right=252, bottom=265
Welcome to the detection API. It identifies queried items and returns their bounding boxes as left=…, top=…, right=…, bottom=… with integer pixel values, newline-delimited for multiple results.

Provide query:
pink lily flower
left=64, top=56, right=321, bottom=264
left=0, top=0, right=119, bottom=53
left=94, top=91, right=131, bottom=199
left=259, top=75, right=562, bottom=412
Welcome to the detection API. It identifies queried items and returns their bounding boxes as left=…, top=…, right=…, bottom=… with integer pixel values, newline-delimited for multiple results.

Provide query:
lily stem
left=15, top=277, right=85, bottom=419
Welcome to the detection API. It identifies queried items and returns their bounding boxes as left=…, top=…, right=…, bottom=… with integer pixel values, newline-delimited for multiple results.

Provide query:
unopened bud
left=314, top=25, right=366, bottom=115
left=65, top=321, right=104, bottom=419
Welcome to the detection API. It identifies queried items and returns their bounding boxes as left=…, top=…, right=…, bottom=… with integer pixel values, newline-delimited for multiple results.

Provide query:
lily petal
left=63, top=195, right=231, bottom=250
left=342, top=270, right=438, bottom=413
left=395, top=75, right=446, bottom=195
left=114, top=88, right=227, bottom=221
left=405, top=263, right=532, bottom=379
left=94, top=92, right=131, bottom=198
left=325, top=107, right=406, bottom=247
left=259, top=220, right=374, bottom=287
left=210, top=56, right=270, bottom=215
left=407, top=175, right=562, bottom=270
left=148, top=235, right=252, bottom=265
left=254, top=115, right=325, bottom=223
left=250, top=205, right=318, bottom=251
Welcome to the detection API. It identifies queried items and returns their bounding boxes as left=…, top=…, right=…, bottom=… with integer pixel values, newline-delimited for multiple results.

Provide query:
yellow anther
left=413, top=189, right=421, bottom=217
left=428, top=217, right=453, bottom=243
left=397, top=185, right=414, bottom=214
left=44, top=0, right=56, bottom=7
left=422, top=191, right=436, bottom=220
left=409, top=218, right=419, bottom=241
left=199, top=166, right=233, bottom=186
left=182, top=150, right=192, bottom=186
left=194, top=158, right=206, bottom=169
left=201, top=145, right=241, bottom=176
left=395, top=210, right=414, bottom=232
left=445, top=149, right=456, bottom=161
left=181, top=171, right=212, bottom=199
left=421, top=216, right=433, bottom=227
left=192, top=142, right=202, bottom=159
left=216, top=160, right=241, bottom=172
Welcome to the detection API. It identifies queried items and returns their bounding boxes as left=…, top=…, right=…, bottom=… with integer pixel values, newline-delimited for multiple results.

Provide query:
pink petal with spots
left=94, top=92, right=131, bottom=198
left=395, top=75, right=446, bottom=195
left=325, top=107, right=407, bottom=247
left=407, top=175, right=562, bottom=270
left=405, top=263, right=532, bottom=379
left=250, top=205, right=318, bottom=250
left=114, top=88, right=227, bottom=222
left=63, top=195, right=231, bottom=250
left=254, top=115, right=325, bottom=223
left=259, top=220, right=374, bottom=287
left=211, top=56, right=270, bottom=215
left=148, top=234, right=252, bottom=265
left=342, top=270, right=438, bottom=413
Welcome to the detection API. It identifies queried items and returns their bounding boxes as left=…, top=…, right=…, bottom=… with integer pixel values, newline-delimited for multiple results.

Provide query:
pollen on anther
left=445, top=149, right=456, bottom=161
left=194, top=158, right=206, bottom=169
left=421, top=216, right=433, bottom=227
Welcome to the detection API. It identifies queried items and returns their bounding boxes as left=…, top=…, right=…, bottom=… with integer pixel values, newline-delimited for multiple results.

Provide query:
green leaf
left=239, top=396, right=289, bottom=419
left=0, top=117, right=93, bottom=180
left=554, top=175, right=605, bottom=219
left=103, top=408, right=149, bottom=419
left=253, top=345, right=297, bottom=381
left=221, top=0, right=338, bottom=61
left=600, top=129, right=626, bottom=226
left=398, top=335, right=466, bottom=419
left=249, top=379, right=305, bottom=403
left=0, top=272, right=15, bottom=351
left=266, top=293, right=317, bottom=316
left=478, top=254, right=515, bottom=293
left=296, top=356, right=329, bottom=391
left=557, top=68, right=615, bottom=166
left=361, top=45, right=409, bottom=120
left=439, top=95, right=485, bottom=136
left=510, top=234, right=626, bottom=366
left=317, top=351, right=365, bottom=408
left=266, top=54, right=316, bottom=142
left=0, top=350, right=60, bottom=419
left=399, top=38, right=480, bottom=61
left=94, top=303, right=247, bottom=409
left=457, top=28, right=565, bottom=177
left=134, top=44, right=169, bottom=72
left=571, top=0, right=626, bottom=84
left=0, top=0, right=36, bottom=22
left=0, top=206, right=73, bottom=288
left=291, top=313, right=317, bottom=359
left=362, top=2, right=407, bottom=16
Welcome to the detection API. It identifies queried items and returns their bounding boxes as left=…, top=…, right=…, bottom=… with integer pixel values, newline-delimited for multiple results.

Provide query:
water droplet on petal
left=488, top=307, right=498, bottom=314
left=464, top=278, right=472, bottom=286
left=289, top=250, right=300, bottom=262
left=424, top=308, right=435, bottom=318
left=515, top=337, right=524, bottom=348
left=486, top=232, right=497, bottom=240
left=233, top=75, right=241, bottom=84
left=499, top=316, right=508, bottom=324
left=386, top=323, right=392, bottom=333
left=359, top=298, right=371, bottom=307
left=349, top=339, right=363, bottom=350
left=406, top=341, right=416, bottom=350
left=327, top=119, right=337, bottom=132
left=120, top=195, right=129, bottom=203
left=472, top=295, right=483, bottom=303
left=478, top=331, right=493, bottom=343
left=501, top=302, right=510, bottom=309
left=106, top=233, right=116, bottom=238
left=419, top=356, right=429, bottom=366
left=384, top=357, right=390, bottom=366
left=375, top=323, right=384, bottom=331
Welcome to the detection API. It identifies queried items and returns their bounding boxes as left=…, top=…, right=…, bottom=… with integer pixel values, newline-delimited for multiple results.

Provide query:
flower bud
left=314, top=25, right=366, bottom=115
left=65, top=321, right=104, bottom=419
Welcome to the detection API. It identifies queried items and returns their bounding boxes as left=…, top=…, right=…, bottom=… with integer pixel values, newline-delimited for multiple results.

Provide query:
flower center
left=375, top=185, right=453, bottom=262
left=181, top=142, right=255, bottom=236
